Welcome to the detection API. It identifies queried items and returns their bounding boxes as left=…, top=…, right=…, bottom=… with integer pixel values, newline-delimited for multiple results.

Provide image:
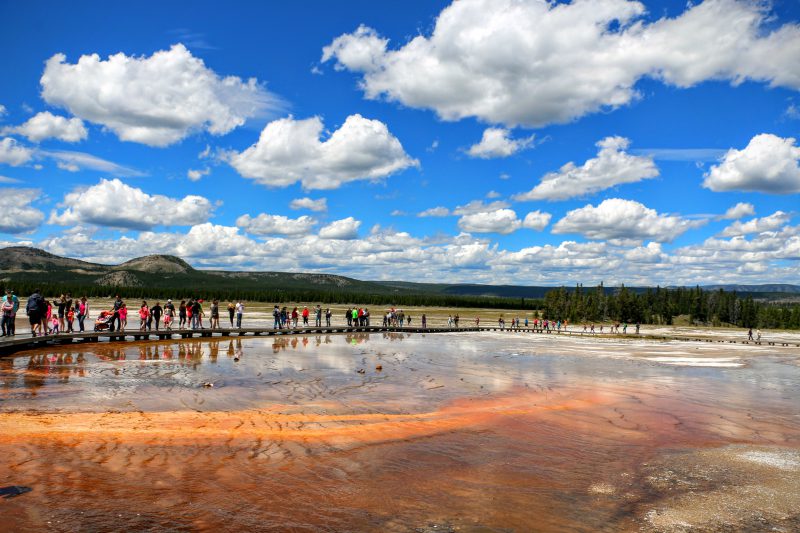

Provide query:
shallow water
left=1, top=332, right=799, bottom=532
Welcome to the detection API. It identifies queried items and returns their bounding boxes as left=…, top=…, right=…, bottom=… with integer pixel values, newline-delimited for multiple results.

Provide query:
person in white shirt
left=235, top=301, right=244, bottom=328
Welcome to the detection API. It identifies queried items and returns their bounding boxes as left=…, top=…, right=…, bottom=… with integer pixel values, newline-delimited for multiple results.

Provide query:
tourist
left=1, top=294, right=14, bottom=336
left=302, top=306, right=310, bottom=326
left=748, top=328, right=753, bottom=340
left=186, top=299, right=194, bottom=328
left=273, top=305, right=281, bottom=329
left=66, top=305, right=75, bottom=332
left=210, top=300, right=219, bottom=329
left=65, top=293, right=73, bottom=330
left=235, top=300, right=244, bottom=328
left=193, top=299, right=204, bottom=329
left=475, top=316, right=480, bottom=326
left=454, top=314, right=460, bottom=328
left=151, top=302, right=163, bottom=331
left=111, top=295, right=123, bottom=332
left=281, top=306, right=288, bottom=328
left=346, top=307, right=352, bottom=326
left=228, top=302, right=235, bottom=327
left=3, top=290, right=18, bottom=336
left=77, top=296, right=88, bottom=332
left=45, top=299, right=53, bottom=334
left=315, top=305, right=322, bottom=327
left=179, top=300, right=187, bottom=328
left=421, top=313, right=427, bottom=329
left=407, top=314, right=411, bottom=327
left=292, top=307, right=299, bottom=328
left=325, top=308, right=331, bottom=326
left=119, top=303, right=128, bottom=331
left=756, top=329, right=762, bottom=341
left=139, top=301, right=150, bottom=331
left=635, top=323, right=640, bottom=334
left=50, top=312, right=59, bottom=334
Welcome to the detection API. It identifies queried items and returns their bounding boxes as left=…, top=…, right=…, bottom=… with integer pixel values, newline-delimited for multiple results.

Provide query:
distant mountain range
left=1, top=246, right=798, bottom=300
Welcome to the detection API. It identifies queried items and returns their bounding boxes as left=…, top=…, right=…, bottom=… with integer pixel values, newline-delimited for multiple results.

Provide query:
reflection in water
left=1, top=333, right=799, bottom=532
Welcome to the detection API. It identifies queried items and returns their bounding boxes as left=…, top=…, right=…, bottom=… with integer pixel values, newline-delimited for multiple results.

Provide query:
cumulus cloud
left=187, top=167, right=210, bottom=181
left=0, top=104, right=6, bottom=117
left=2, top=111, right=87, bottom=142
left=521, top=210, right=551, bottom=231
left=458, top=209, right=522, bottom=234
left=323, top=0, right=800, bottom=128
left=418, top=206, right=450, bottom=217
left=290, top=197, right=327, bottom=212
left=319, top=217, right=361, bottom=239
left=720, top=211, right=791, bottom=237
left=0, top=137, right=34, bottom=166
left=720, top=202, right=755, bottom=220
left=552, top=198, right=703, bottom=242
left=225, top=114, right=418, bottom=190
left=49, top=178, right=213, bottom=230
left=236, top=213, right=316, bottom=236
left=0, top=188, right=45, bottom=233
left=703, top=134, right=800, bottom=193
left=513, top=137, right=658, bottom=201
left=467, top=128, right=535, bottom=159
left=40, top=44, right=282, bottom=147
left=452, top=200, right=510, bottom=215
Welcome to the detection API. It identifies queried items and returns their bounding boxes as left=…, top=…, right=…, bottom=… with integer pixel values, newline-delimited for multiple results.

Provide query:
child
left=51, top=313, right=59, bottom=334
left=139, top=301, right=149, bottom=331
left=66, top=306, right=75, bottom=332
left=164, top=312, right=173, bottom=330
left=119, top=303, right=128, bottom=332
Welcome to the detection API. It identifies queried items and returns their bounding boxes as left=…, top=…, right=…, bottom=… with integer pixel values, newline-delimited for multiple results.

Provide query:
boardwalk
left=1, top=325, right=797, bottom=356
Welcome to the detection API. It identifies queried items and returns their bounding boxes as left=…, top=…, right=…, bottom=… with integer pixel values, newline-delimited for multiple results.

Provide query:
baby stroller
left=94, top=310, right=114, bottom=331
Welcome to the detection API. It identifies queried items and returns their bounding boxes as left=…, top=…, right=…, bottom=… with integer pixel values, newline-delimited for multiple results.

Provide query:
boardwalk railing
left=0, top=326, right=797, bottom=356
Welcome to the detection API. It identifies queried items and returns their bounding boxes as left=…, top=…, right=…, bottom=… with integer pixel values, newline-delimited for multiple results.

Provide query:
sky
left=1, top=0, right=799, bottom=286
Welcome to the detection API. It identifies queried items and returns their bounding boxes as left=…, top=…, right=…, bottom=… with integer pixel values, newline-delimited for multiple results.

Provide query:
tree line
left=3, top=280, right=799, bottom=329
left=541, top=284, right=800, bottom=329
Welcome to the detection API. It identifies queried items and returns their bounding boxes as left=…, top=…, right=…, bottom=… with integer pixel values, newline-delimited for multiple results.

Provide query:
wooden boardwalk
left=1, top=325, right=797, bottom=356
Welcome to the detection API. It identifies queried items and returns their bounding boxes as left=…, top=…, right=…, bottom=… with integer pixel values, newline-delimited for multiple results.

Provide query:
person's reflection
left=302, top=336, right=309, bottom=348
left=24, top=355, right=46, bottom=396
left=0, top=356, right=14, bottom=389
left=209, top=340, right=219, bottom=363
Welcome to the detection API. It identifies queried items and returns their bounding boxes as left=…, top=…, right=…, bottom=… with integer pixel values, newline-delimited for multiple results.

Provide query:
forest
left=3, top=281, right=799, bottom=330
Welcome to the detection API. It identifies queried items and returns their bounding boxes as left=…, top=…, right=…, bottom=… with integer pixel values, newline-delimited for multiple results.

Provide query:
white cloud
left=452, top=200, right=510, bottom=215
left=40, top=44, right=282, bottom=147
left=458, top=208, right=521, bottom=234
left=703, top=134, right=800, bottom=193
left=0, top=176, right=21, bottom=184
left=0, top=137, right=34, bottom=166
left=513, top=137, right=658, bottom=201
left=57, top=161, right=79, bottom=172
left=2, top=111, right=87, bottom=142
left=552, top=198, right=702, bottom=242
left=0, top=188, right=45, bottom=233
left=319, top=217, right=361, bottom=239
left=49, top=178, right=213, bottom=230
left=290, top=197, right=327, bottom=212
left=236, top=213, right=316, bottom=236
left=187, top=167, right=210, bottom=181
left=467, top=128, right=534, bottom=159
left=485, top=190, right=500, bottom=199
left=418, top=206, right=450, bottom=217
left=225, top=114, right=418, bottom=190
left=40, top=149, right=145, bottom=177
left=521, top=210, right=551, bottom=231
left=321, top=25, right=388, bottom=72
left=624, top=242, right=666, bottom=263
left=0, top=104, right=6, bottom=117
left=720, top=202, right=755, bottom=220
left=323, top=0, right=800, bottom=128
left=720, top=211, right=792, bottom=237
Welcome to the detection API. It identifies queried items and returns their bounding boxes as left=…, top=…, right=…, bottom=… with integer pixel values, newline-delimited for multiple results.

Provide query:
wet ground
left=1, top=332, right=798, bottom=532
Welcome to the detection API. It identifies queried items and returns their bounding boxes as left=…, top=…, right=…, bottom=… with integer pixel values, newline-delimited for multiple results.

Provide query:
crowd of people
left=20, top=289, right=90, bottom=337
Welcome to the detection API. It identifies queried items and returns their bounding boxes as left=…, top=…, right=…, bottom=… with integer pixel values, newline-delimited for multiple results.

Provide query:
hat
left=168, top=299, right=172, bottom=302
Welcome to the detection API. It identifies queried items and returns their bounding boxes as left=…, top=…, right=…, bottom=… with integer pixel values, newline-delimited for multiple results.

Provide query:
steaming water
left=1, top=332, right=799, bottom=532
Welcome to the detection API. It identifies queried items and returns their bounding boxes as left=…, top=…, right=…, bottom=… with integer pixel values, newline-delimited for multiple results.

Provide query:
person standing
left=302, top=306, right=310, bottom=326
left=421, top=314, right=427, bottom=329
left=748, top=328, right=753, bottom=341
left=151, top=302, right=163, bottom=331
left=139, top=301, right=150, bottom=331
left=346, top=308, right=352, bottom=327
left=77, top=296, right=89, bottom=332
left=235, top=300, right=244, bottom=328
left=210, top=300, right=219, bottom=329
left=179, top=300, right=187, bottom=329
left=25, top=288, right=45, bottom=337
left=273, top=305, right=281, bottom=329
left=4, top=289, right=19, bottom=336
left=111, top=295, right=123, bottom=332
left=193, top=299, right=204, bottom=329
left=1, top=294, right=14, bottom=336
left=315, top=305, right=322, bottom=327
left=228, top=302, right=235, bottom=327
left=325, top=307, right=331, bottom=327
left=119, top=303, right=128, bottom=332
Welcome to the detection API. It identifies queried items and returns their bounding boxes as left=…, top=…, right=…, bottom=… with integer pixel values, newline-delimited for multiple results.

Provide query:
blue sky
left=1, top=0, right=799, bottom=285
